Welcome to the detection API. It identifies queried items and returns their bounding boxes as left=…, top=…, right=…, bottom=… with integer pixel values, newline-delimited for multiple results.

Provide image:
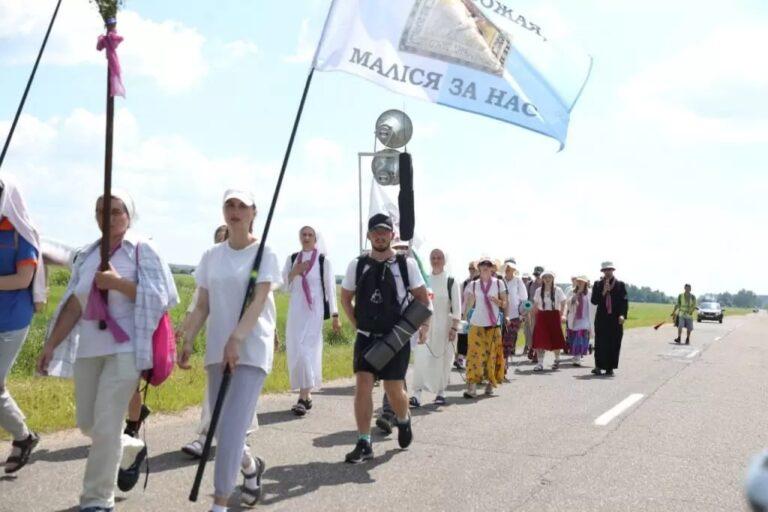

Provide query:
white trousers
left=74, top=352, right=140, bottom=509
left=0, top=327, right=30, bottom=440
left=197, top=379, right=259, bottom=437
left=206, top=364, right=266, bottom=499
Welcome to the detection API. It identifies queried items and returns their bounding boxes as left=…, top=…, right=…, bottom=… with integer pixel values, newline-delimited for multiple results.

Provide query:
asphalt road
left=2, top=313, right=766, bottom=512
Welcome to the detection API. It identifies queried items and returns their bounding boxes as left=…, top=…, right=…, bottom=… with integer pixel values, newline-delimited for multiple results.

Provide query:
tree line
left=626, top=284, right=762, bottom=308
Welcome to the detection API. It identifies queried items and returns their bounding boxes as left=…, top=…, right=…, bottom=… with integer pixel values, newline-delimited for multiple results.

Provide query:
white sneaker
left=181, top=437, right=205, bottom=458
left=120, top=433, right=146, bottom=470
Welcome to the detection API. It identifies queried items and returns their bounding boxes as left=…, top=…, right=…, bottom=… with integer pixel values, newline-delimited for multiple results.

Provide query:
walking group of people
left=0, top=172, right=629, bottom=512
left=406, top=254, right=629, bottom=407
left=1, top=177, right=288, bottom=512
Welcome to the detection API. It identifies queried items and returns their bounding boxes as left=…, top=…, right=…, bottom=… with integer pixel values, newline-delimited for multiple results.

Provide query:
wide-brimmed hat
left=575, top=275, right=589, bottom=283
left=391, top=237, right=409, bottom=249
left=541, top=270, right=555, bottom=278
left=477, top=255, right=493, bottom=266
left=600, top=261, right=616, bottom=271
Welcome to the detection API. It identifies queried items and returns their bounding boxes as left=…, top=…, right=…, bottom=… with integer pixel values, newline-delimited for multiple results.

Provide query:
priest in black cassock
left=590, top=261, right=628, bottom=376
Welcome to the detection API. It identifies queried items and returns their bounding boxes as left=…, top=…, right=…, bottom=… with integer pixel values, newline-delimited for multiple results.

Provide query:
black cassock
left=591, top=278, right=629, bottom=370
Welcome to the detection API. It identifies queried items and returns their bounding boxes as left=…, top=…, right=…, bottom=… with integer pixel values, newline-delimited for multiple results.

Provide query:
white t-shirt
left=467, top=277, right=506, bottom=327
left=504, top=276, right=528, bottom=319
left=74, top=245, right=137, bottom=358
left=341, top=255, right=426, bottom=331
left=532, top=286, right=567, bottom=311
left=194, top=241, right=282, bottom=372
left=566, top=291, right=592, bottom=331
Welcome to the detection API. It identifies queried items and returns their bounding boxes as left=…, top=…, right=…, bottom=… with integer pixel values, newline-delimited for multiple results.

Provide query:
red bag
left=136, top=243, right=176, bottom=386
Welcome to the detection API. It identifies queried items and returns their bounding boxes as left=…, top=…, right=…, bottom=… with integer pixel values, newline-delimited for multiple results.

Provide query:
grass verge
left=4, top=292, right=754, bottom=435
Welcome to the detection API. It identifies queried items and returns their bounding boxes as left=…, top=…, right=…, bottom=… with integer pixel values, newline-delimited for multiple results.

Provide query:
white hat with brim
left=600, top=261, right=616, bottom=271
left=575, top=275, right=589, bottom=283
left=541, top=270, right=555, bottom=278
left=392, top=238, right=409, bottom=249
left=477, top=255, right=493, bottom=266
left=223, top=189, right=256, bottom=207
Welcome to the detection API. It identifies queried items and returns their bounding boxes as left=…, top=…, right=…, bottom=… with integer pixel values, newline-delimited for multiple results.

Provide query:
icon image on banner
left=399, top=0, right=512, bottom=76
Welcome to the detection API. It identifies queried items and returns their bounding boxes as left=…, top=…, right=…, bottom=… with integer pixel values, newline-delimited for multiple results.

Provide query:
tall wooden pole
left=98, top=25, right=116, bottom=330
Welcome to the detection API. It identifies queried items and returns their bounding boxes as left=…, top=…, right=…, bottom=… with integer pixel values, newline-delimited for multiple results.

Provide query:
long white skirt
left=285, top=291, right=324, bottom=391
left=412, top=299, right=454, bottom=394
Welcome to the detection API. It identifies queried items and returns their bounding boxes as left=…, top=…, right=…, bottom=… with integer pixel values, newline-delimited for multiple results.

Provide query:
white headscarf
left=102, top=188, right=137, bottom=226
left=0, top=173, right=46, bottom=304
left=429, top=247, right=451, bottom=276
left=298, top=224, right=327, bottom=256
left=0, top=174, right=40, bottom=251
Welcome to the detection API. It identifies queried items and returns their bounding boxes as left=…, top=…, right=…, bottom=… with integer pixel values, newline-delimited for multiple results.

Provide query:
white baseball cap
left=223, top=189, right=256, bottom=207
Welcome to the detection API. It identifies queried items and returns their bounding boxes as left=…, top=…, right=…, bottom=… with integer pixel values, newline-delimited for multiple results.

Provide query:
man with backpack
left=340, top=214, right=429, bottom=463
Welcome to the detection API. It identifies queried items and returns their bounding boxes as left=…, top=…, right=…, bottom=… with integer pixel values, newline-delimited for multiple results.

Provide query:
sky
left=0, top=0, right=765, bottom=297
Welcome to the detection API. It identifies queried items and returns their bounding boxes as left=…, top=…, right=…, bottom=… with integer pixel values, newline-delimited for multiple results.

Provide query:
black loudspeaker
left=398, top=152, right=415, bottom=241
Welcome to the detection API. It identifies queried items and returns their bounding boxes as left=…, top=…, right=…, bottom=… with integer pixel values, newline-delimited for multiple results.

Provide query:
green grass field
left=4, top=277, right=754, bottom=434
left=623, top=301, right=751, bottom=330
left=7, top=275, right=358, bottom=434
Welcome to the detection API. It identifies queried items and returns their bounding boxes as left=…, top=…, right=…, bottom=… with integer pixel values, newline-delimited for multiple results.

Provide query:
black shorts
left=353, top=332, right=410, bottom=381
left=457, top=333, right=468, bottom=356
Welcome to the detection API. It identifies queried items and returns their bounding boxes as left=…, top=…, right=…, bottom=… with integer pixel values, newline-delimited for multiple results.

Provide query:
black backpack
left=291, top=252, right=331, bottom=320
left=354, top=254, right=410, bottom=333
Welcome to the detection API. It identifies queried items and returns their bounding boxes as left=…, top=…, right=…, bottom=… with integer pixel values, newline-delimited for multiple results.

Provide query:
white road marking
left=594, top=393, right=644, bottom=426
left=686, top=350, right=700, bottom=359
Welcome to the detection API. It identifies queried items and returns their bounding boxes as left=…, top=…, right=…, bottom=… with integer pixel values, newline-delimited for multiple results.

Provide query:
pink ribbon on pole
left=97, top=29, right=126, bottom=97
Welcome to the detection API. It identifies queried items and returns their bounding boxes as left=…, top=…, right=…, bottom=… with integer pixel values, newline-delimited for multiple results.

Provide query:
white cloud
left=224, top=39, right=259, bottom=60
left=618, top=24, right=768, bottom=144
left=284, top=18, right=315, bottom=64
left=0, top=109, right=360, bottom=270
left=303, top=137, right=343, bottom=166
left=0, top=0, right=208, bottom=93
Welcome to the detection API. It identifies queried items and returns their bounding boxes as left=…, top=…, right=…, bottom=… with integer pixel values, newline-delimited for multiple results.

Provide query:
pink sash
left=83, top=242, right=130, bottom=343
left=480, top=278, right=497, bottom=325
left=296, top=249, right=318, bottom=309
left=576, top=293, right=585, bottom=320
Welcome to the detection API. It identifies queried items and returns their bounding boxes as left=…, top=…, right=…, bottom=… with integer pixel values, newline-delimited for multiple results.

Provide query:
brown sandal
left=4, top=432, right=39, bottom=474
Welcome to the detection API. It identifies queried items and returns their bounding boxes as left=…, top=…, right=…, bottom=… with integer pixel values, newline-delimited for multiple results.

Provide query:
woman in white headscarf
left=411, top=248, right=461, bottom=406
left=282, top=225, right=340, bottom=416
left=0, top=174, right=45, bottom=474
left=37, top=190, right=178, bottom=510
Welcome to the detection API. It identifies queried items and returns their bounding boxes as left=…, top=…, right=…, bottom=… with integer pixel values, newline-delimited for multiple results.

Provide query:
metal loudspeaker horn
left=375, top=109, right=413, bottom=149
left=371, top=109, right=413, bottom=187
left=371, top=148, right=401, bottom=186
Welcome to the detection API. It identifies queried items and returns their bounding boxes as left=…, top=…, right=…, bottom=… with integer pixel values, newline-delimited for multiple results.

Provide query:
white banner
left=314, top=0, right=592, bottom=148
